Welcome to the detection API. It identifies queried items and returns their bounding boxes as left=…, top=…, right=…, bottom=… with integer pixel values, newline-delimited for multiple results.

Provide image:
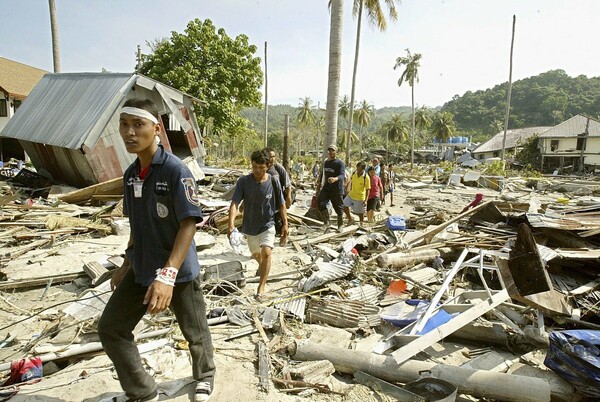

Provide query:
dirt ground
left=0, top=180, right=567, bottom=401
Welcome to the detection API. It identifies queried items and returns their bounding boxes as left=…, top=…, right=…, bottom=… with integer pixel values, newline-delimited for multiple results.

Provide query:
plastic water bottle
left=229, top=228, right=245, bottom=254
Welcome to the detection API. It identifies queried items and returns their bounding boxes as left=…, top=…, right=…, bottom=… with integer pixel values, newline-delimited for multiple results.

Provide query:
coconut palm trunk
left=324, top=0, right=344, bottom=157
left=410, top=84, right=415, bottom=168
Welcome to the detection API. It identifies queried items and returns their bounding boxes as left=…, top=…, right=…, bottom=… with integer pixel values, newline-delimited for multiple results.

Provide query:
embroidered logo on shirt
left=181, top=177, right=201, bottom=206
left=156, top=202, right=169, bottom=218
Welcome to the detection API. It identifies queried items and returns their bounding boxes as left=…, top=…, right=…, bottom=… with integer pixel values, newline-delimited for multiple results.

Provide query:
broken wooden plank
left=3, top=238, right=53, bottom=259
left=415, top=200, right=493, bottom=245
left=258, top=342, right=270, bottom=392
left=57, top=177, right=123, bottom=205
left=0, top=272, right=87, bottom=291
left=569, top=278, right=600, bottom=296
left=304, top=224, right=359, bottom=245
left=287, top=211, right=324, bottom=226
left=83, top=261, right=110, bottom=286
left=497, top=258, right=572, bottom=316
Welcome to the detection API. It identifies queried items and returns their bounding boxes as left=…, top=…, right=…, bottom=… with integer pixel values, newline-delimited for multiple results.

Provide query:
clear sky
left=2, top=0, right=599, bottom=109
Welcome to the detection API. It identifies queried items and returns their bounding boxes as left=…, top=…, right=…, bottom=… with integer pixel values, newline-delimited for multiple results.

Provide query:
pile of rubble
left=0, top=168, right=599, bottom=401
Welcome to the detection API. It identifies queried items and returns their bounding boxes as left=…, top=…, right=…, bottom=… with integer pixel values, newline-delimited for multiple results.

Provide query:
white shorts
left=247, top=226, right=276, bottom=254
left=343, top=195, right=365, bottom=214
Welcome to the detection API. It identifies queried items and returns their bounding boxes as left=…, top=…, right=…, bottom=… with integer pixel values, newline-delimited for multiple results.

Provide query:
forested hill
left=442, top=69, right=600, bottom=134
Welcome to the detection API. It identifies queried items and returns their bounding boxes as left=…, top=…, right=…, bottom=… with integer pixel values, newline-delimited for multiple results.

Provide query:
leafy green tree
left=381, top=114, right=409, bottom=152
left=443, top=69, right=600, bottom=135
left=515, top=134, right=542, bottom=169
left=431, top=111, right=457, bottom=142
left=345, top=0, right=400, bottom=166
left=139, top=19, right=263, bottom=134
left=394, top=48, right=422, bottom=168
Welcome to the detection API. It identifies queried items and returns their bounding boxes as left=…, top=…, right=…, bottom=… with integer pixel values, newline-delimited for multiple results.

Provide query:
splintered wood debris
left=1, top=172, right=599, bottom=401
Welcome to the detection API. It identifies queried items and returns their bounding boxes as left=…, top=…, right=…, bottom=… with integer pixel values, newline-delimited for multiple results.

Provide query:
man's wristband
left=155, top=266, right=178, bottom=287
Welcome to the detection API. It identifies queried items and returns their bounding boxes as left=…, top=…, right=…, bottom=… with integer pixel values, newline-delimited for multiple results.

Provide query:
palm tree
left=382, top=114, right=409, bottom=152
left=297, top=97, right=316, bottom=157
left=324, top=0, right=344, bottom=158
left=394, top=49, right=422, bottom=169
left=431, top=111, right=457, bottom=143
left=338, top=95, right=351, bottom=126
left=354, top=100, right=374, bottom=155
left=345, top=0, right=400, bottom=166
left=489, top=119, right=503, bottom=134
left=297, top=97, right=316, bottom=126
left=339, top=129, right=360, bottom=153
left=48, top=0, right=61, bottom=73
left=415, top=106, right=432, bottom=145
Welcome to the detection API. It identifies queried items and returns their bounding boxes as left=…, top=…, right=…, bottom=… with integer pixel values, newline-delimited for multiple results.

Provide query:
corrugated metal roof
left=1, top=73, right=135, bottom=149
left=301, top=261, right=354, bottom=292
left=0, top=57, right=48, bottom=98
left=539, top=114, right=600, bottom=138
left=526, top=213, right=600, bottom=230
left=473, top=126, right=550, bottom=154
left=345, top=284, right=383, bottom=304
left=274, top=297, right=307, bottom=321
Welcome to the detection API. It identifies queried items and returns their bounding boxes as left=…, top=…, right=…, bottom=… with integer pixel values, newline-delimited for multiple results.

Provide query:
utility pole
left=136, top=45, right=143, bottom=71
left=48, top=0, right=61, bottom=73
left=264, top=41, right=269, bottom=146
left=500, top=15, right=516, bottom=164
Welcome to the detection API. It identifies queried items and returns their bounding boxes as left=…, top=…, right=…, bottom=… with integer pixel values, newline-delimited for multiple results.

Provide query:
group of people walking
left=316, top=149, right=397, bottom=229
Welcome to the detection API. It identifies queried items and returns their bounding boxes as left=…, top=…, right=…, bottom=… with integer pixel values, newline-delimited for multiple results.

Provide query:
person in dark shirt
left=228, top=150, right=288, bottom=301
left=316, top=145, right=346, bottom=230
left=98, top=98, right=215, bottom=402
left=264, top=147, right=292, bottom=235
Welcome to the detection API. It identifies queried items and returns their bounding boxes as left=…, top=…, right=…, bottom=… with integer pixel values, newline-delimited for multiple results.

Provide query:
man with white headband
left=98, top=98, right=215, bottom=402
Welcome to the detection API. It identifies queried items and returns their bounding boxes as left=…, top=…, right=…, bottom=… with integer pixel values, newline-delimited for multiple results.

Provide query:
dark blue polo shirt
left=123, top=145, right=202, bottom=286
left=231, top=173, right=284, bottom=236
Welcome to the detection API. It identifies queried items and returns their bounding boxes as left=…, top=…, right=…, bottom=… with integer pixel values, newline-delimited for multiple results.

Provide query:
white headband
left=120, top=107, right=158, bottom=124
